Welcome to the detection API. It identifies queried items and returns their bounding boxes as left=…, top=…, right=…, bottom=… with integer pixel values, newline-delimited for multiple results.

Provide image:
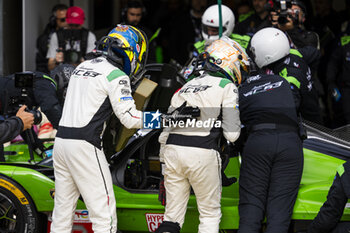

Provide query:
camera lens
left=278, top=15, right=288, bottom=25
left=65, top=50, right=80, bottom=64
left=28, top=110, right=42, bottom=125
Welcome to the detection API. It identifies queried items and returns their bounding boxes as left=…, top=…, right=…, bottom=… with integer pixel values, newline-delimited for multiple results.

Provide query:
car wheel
left=0, top=175, right=40, bottom=233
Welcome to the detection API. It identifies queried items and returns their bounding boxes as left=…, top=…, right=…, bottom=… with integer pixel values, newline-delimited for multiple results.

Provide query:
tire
left=0, top=175, right=40, bottom=233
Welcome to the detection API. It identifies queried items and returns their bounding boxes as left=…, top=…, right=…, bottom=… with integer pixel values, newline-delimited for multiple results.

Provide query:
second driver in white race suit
left=156, top=36, right=250, bottom=233
left=51, top=25, right=148, bottom=233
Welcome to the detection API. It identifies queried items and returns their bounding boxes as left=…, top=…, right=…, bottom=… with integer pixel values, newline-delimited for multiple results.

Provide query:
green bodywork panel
left=115, top=156, right=241, bottom=231
left=4, top=143, right=43, bottom=163
left=0, top=165, right=55, bottom=211
left=1, top=140, right=349, bottom=231
left=293, top=148, right=348, bottom=220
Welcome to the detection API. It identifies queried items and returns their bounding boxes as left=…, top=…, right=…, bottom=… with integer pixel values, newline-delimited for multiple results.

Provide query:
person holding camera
left=270, top=0, right=319, bottom=49
left=0, top=105, right=34, bottom=161
left=47, top=6, right=96, bottom=71
left=36, top=4, right=68, bottom=74
left=0, top=105, right=34, bottom=142
left=0, top=67, right=75, bottom=161
left=269, top=0, right=325, bottom=125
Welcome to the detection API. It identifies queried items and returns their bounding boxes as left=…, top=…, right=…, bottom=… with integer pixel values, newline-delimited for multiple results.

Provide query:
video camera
left=265, top=0, right=292, bottom=25
left=56, top=29, right=85, bottom=65
left=5, top=72, right=42, bottom=125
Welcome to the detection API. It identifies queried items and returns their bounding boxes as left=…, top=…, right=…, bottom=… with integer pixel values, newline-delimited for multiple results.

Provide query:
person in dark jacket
left=307, top=161, right=350, bottom=233
left=270, top=0, right=325, bottom=119
left=0, top=105, right=34, bottom=161
left=0, top=105, right=34, bottom=144
left=36, top=4, right=68, bottom=74
left=271, top=0, right=319, bottom=49
left=238, top=29, right=305, bottom=232
left=234, top=0, right=271, bottom=37
left=326, top=22, right=350, bottom=125
left=251, top=27, right=322, bottom=124
left=0, top=65, right=74, bottom=161
left=238, top=72, right=303, bottom=233
left=0, top=65, right=74, bottom=130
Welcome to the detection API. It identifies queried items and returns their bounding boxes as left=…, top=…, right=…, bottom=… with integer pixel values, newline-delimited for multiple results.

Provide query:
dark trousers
left=307, top=172, right=349, bottom=233
left=238, top=130, right=303, bottom=233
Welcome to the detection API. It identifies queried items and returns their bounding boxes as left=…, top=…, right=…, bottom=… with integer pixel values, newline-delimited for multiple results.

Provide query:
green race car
left=1, top=123, right=350, bottom=233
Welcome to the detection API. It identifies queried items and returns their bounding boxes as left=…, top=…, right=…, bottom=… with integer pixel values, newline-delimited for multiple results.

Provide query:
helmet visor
left=202, top=24, right=227, bottom=38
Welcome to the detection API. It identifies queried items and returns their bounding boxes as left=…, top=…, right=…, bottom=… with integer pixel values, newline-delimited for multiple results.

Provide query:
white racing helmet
left=205, top=36, right=250, bottom=84
left=250, top=27, right=290, bottom=68
left=201, top=4, right=235, bottom=42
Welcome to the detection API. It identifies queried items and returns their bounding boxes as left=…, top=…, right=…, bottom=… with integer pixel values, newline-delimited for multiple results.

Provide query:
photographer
left=269, top=0, right=322, bottom=80
left=36, top=4, right=68, bottom=74
left=0, top=67, right=74, bottom=161
left=0, top=105, right=34, bottom=161
left=0, top=105, right=34, bottom=143
left=270, top=0, right=319, bottom=49
left=47, top=6, right=96, bottom=71
left=0, top=67, right=74, bottom=130
left=266, top=0, right=323, bottom=124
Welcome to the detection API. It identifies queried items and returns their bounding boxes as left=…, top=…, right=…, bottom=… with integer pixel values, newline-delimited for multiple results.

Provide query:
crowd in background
left=35, top=0, right=350, bottom=129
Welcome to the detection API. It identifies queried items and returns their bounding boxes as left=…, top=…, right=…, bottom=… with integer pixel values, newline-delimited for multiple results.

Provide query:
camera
left=5, top=72, right=42, bottom=125
left=265, top=0, right=292, bottom=25
left=56, top=29, right=84, bottom=64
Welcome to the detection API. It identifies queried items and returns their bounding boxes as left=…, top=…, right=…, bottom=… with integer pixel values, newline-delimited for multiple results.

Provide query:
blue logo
left=119, top=96, right=133, bottom=102
left=143, top=110, right=162, bottom=129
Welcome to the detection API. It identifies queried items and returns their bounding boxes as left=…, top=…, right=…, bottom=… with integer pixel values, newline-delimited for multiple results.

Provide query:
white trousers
left=50, top=138, right=117, bottom=233
left=163, top=144, right=222, bottom=233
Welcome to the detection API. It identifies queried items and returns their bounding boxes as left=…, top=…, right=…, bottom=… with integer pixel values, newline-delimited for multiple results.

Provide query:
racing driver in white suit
left=156, top=37, right=250, bottom=233
left=51, top=25, right=148, bottom=233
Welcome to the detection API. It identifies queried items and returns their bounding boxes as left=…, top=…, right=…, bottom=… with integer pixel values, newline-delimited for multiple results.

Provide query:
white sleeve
left=106, top=72, right=143, bottom=129
left=221, top=83, right=241, bottom=143
left=46, top=33, right=58, bottom=59
left=86, top=32, right=97, bottom=53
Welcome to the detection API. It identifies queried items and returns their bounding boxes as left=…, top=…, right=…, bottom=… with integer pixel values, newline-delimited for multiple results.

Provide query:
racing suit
left=308, top=161, right=350, bottom=233
left=268, top=49, right=322, bottom=124
left=51, top=56, right=142, bottom=233
left=158, top=72, right=241, bottom=233
left=238, top=74, right=303, bottom=233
